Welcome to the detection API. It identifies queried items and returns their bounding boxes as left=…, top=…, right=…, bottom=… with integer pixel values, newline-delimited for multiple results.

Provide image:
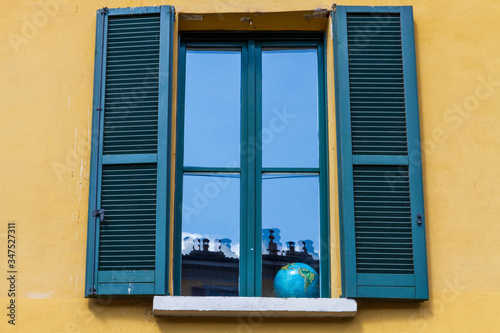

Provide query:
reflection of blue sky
left=262, top=49, right=319, bottom=168
left=181, top=48, right=321, bottom=261
left=262, top=176, right=320, bottom=259
left=182, top=175, right=240, bottom=257
left=184, top=50, right=241, bottom=168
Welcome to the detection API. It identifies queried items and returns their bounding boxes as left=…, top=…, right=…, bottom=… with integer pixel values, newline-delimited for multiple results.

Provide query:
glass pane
left=184, top=49, right=241, bottom=168
left=181, top=174, right=240, bottom=296
left=261, top=175, right=320, bottom=297
left=261, top=49, right=319, bottom=168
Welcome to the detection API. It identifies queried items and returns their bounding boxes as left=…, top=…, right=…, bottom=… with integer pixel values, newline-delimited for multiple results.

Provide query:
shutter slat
left=98, top=164, right=157, bottom=271
left=353, top=166, right=414, bottom=274
left=347, top=12, right=408, bottom=156
left=103, top=15, right=161, bottom=156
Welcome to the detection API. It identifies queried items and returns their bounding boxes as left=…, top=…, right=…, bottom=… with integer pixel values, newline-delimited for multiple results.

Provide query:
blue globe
left=273, top=262, right=319, bottom=298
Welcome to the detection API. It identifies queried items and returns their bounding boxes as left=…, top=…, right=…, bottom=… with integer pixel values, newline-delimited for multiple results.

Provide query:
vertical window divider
left=254, top=41, right=263, bottom=297
left=243, top=40, right=258, bottom=296
left=240, top=41, right=250, bottom=296
left=318, top=39, right=331, bottom=298
left=173, top=41, right=187, bottom=296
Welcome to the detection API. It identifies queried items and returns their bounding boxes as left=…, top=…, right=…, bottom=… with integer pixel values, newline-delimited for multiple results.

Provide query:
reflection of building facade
left=181, top=229, right=319, bottom=296
left=181, top=237, right=239, bottom=296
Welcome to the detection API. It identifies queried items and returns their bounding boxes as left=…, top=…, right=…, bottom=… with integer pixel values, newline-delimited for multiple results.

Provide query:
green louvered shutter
left=334, top=6, right=428, bottom=300
left=85, top=6, right=174, bottom=297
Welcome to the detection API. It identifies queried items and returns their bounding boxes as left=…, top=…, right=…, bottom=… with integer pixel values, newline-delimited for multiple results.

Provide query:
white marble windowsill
left=153, top=296, right=357, bottom=318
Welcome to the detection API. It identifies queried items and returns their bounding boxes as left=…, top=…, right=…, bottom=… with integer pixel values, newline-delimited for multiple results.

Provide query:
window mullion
left=239, top=41, right=250, bottom=296
left=317, top=40, right=330, bottom=298
left=254, top=41, right=263, bottom=297
left=173, top=41, right=187, bottom=296
left=241, top=39, right=259, bottom=297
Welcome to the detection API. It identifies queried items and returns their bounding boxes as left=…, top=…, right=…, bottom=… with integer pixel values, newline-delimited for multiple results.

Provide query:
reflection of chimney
left=194, top=238, right=201, bottom=251
left=287, top=241, right=295, bottom=253
left=300, top=241, right=307, bottom=254
left=202, top=238, right=210, bottom=252
left=268, top=230, right=278, bottom=255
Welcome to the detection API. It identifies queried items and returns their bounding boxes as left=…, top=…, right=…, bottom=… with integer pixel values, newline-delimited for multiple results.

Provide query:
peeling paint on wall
left=25, top=292, right=54, bottom=299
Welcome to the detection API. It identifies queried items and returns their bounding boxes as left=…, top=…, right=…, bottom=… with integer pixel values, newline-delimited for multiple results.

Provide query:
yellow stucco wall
left=1, top=0, right=500, bottom=331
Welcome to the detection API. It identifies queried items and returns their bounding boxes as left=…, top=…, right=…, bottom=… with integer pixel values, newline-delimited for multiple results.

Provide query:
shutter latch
left=92, top=209, right=105, bottom=222
left=416, top=213, right=422, bottom=225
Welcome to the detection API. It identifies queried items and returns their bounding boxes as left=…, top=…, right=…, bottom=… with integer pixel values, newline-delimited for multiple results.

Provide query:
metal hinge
left=89, top=287, right=97, bottom=295
left=92, top=209, right=105, bottom=222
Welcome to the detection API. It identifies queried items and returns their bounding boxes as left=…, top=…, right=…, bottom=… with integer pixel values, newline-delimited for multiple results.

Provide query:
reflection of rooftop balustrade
left=181, top=229, right=320, bottom=296
left=182, top=229, right=318, bottom=260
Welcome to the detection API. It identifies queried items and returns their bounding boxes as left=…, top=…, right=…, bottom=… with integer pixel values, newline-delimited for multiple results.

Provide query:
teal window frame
left=174, top=33, right=331, bottom=297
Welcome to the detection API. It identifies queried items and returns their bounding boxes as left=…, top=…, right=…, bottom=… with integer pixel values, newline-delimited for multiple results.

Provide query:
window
left=85, top=5, right=428, bottom=302
left=174, top=34, right=329, bottom=297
